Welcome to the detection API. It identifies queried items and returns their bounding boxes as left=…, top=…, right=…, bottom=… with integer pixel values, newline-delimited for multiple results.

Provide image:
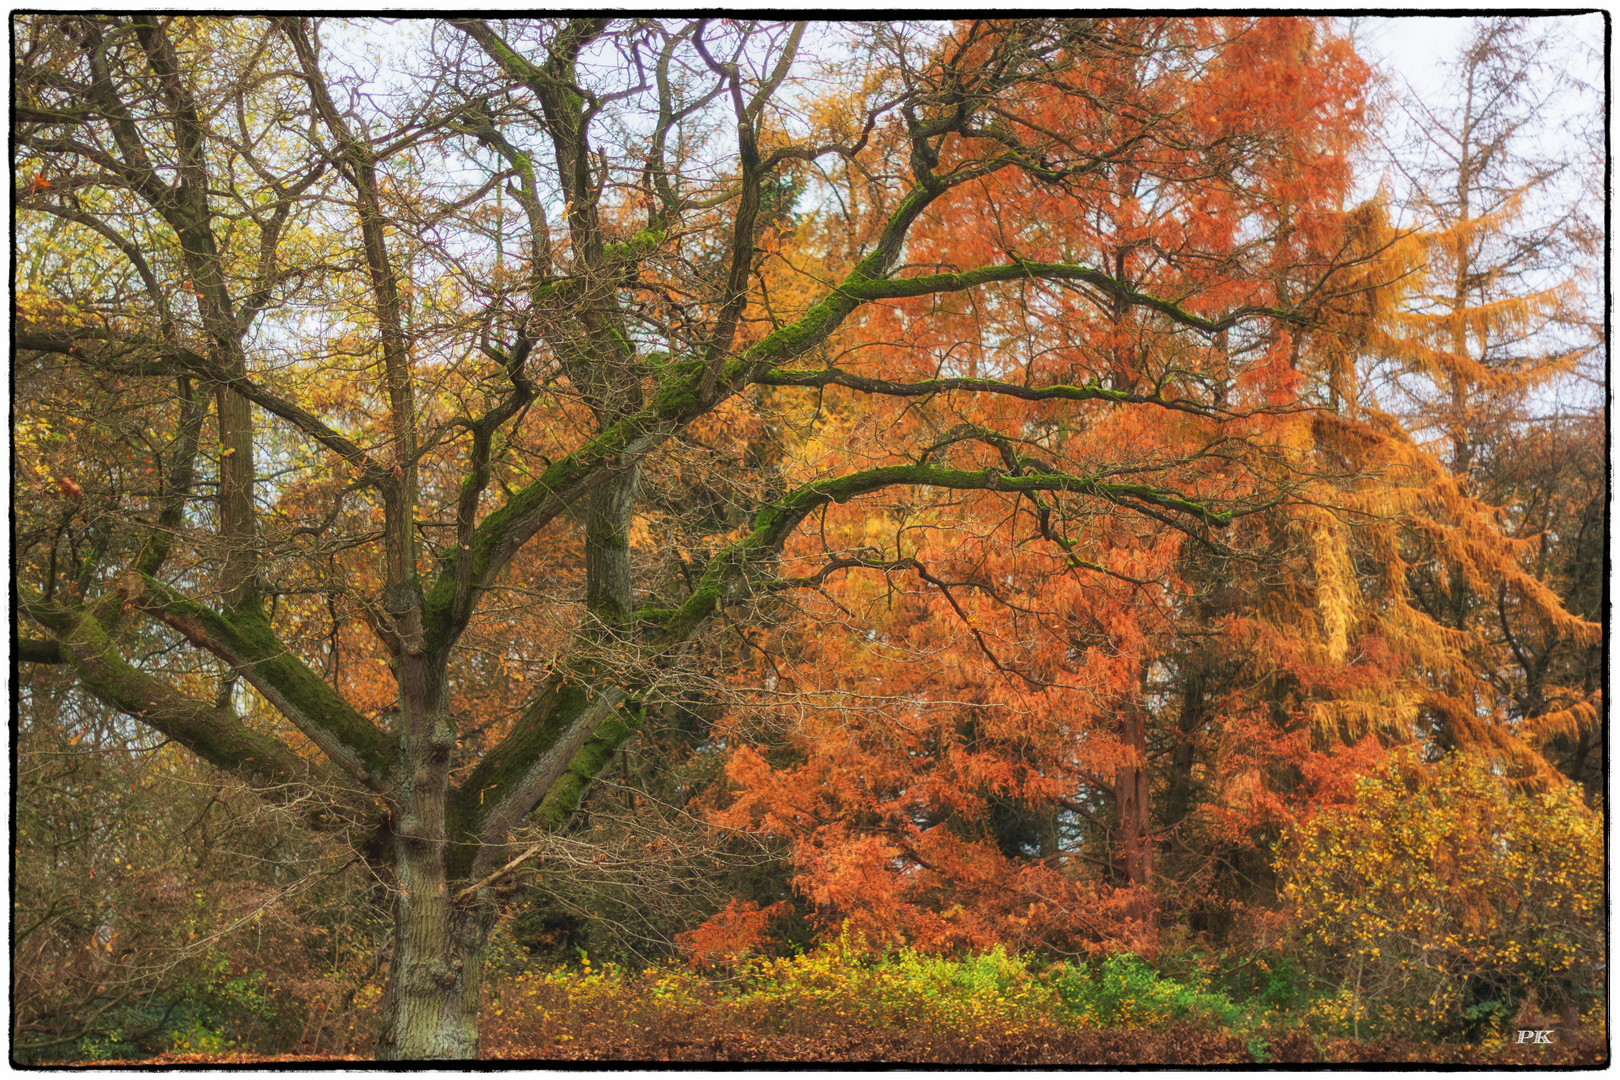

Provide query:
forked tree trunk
left=374, top=464, right=642, bottom=1058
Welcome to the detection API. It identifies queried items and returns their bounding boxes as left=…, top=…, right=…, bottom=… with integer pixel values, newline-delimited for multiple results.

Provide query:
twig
left=454, top=840, right=545, bottom=902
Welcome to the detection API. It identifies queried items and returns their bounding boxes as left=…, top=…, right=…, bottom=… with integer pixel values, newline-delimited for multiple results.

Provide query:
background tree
left=1322, top=16, right=1605, bottom=784
left=1384, top=17, right=1605, bottom=795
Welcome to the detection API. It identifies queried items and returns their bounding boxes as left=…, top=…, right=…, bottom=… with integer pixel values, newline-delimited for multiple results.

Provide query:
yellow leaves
left=626, top=515, right=654, bottom=549
left=1299, top=505, right=1357, bottom=664
left=802, top=89, right=867, bottom=149
left=1284, top=748, right=1603, bottom=1035
left=1518, top=700, right=1602, bottom=746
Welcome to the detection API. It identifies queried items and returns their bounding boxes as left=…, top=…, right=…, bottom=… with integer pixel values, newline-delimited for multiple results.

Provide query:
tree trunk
left=1116, top=697, right=1157, bottom=938
left=376, top=625, right=493, bottom=1060
left=377, top=877, right=495, bottom=1059
left=584, top=465, right=641, bottom=627
left=1163, top=661, right=1206, bottom=841
left=375, top=647, right=495, bottom=1059
left=375, top=460, right=642, bottom=1059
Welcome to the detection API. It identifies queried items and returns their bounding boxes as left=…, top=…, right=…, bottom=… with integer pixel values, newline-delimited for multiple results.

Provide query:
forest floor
left=51, top=1024, right=1608, bottom=1067
left=33, top=947, right=1609, bottom=1067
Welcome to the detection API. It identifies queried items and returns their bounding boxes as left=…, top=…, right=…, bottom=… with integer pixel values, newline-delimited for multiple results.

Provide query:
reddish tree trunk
left=1116, top=698, right=1158, bottom=940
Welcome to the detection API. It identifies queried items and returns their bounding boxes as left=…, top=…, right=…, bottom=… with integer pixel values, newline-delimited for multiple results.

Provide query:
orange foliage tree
left=705, top=16, right=1602, bottom=958
left=709, top=16, right=1389, bottom=954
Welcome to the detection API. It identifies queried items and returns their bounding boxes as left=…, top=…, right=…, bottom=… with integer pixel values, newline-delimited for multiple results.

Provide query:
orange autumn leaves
left=694, top=17, right=1388, bottom=956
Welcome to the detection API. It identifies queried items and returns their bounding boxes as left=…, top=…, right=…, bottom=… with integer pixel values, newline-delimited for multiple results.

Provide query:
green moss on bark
left=448, top=675, right=594, bottom=844
left=38, top=601, right=311, bottom=788
left=534, top=701, right=644, bottom=831
left=141, top=579, right=397, bottom=783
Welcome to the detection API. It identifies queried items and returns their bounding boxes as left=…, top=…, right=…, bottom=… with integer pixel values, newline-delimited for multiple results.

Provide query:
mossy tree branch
left=135, top=578, right=397, bottom=791
left=757, top=367, right=1254, bottom=419
left=447, top=671, right=629, bottom=879
left=19, top=594, right=341, bottom=806
left=643, top=461, right=1233, bottom=643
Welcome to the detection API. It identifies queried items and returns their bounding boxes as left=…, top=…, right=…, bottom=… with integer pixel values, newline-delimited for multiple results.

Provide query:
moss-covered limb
left=756, top=367, right=1241, bottom=417
left=453, top=18, right=606, bottom=121
left=419, top=353, right=704, bottom=656
left=19, top=595, right=319, bottom=796
left=450, top=17, right=544, bottom=82
left=447, top=675, right=626, bottom=877
left=759, top=462, right=1232, bottom=540
left=137, top=577, right=396, bottom=791
left=723, top=181, right=1078, bottom=380
left=779, top=257, right=1305, bottom=336
left=731, top=188, right=939, bottom=375
left=602, top=224, right=665, bottom=266
left=646, top=462, right=1233, bottom=641
left=419, top=417, right=643, bottom=655
left=411, top=47, right=1261, bottom=655
left=131, top=374, right=207, bottom=582
left=714, top=251, right=878, bottom=375
left=422, top=37, right=1175, bottom=652
left=532, top=700, right=644, bottom=833
left=17, top=637, right=63, bottom=664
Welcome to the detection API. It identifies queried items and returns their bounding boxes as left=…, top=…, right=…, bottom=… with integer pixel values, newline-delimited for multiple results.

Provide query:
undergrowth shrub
left=1051, top=954, right=1270, bottom=1059
left=1283, top=751, right=1605, bottom=1043
left=731, top=930, right=1059, bottom=1038
left=481, top=928, right=1289, bottom=1060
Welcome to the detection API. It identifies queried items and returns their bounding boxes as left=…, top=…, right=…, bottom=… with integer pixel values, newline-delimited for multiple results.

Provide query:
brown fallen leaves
left=491, top=1018, right=1252, bottom=1065
left=55, top=1026, right=1610, bottom=1067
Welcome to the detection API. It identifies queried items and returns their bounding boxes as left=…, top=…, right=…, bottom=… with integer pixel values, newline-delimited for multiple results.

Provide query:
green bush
left=1205, top=953, right=1317, bottom=1019
left=1051, top=954, right=1268, bottom=1059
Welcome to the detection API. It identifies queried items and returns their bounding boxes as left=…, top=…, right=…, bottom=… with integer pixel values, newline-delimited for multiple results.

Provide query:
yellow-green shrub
left=1283, top=751, right=1603, bottom=1040
left=730, top=927, right=1057, bottom=1038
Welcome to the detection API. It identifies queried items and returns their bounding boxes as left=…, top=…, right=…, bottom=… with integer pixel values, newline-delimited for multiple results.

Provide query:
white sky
left=1358, top=13, right=1603, bottom=84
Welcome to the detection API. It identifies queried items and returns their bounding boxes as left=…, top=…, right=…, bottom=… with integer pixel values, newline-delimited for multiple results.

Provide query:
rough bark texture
left=377, top=887, right=494, bottom=1059
left=585, top=468, right=642, bottom=628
